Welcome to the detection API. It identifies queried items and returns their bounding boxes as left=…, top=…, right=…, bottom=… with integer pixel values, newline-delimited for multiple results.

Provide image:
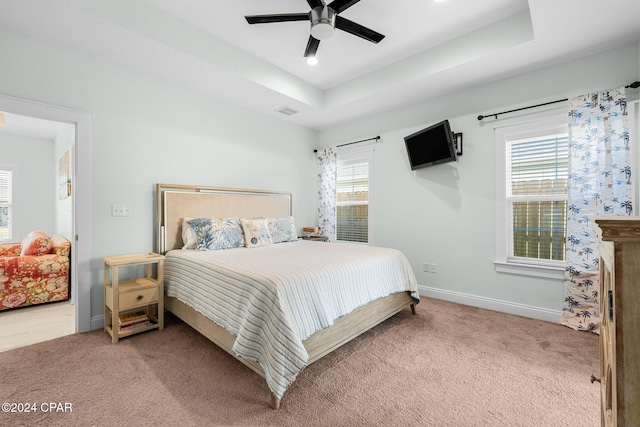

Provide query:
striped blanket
left=164, top=240, right=419, bottom=398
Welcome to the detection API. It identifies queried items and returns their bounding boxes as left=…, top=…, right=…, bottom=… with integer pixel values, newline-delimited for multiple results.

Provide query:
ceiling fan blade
left=245, top=13, right=310, bottom=24
left=327, top=0, right=362, bottom=14
left=304, top=36, right=321, bottom=57
left=335, top=16, right=385, bottom=43
left=307, top=0, right=324, bottom=8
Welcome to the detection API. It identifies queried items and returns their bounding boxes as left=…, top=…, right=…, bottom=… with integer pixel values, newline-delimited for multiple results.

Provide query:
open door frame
left=0, top=94, right=92, bottom=332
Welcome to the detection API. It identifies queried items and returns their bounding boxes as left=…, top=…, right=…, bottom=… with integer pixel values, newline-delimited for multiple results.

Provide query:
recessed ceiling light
left=307, top=57, right=318, bottom=66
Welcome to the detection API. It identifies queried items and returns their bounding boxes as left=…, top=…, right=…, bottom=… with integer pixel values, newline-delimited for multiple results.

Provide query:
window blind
left=0, top=169, right=10, bottom=204
left=336, top=160, right=369, bottom=243
left=0, top=169, right=12, bottom=240
left=509, top=135, right=569, bottom=195
left=508, top=134, right=568, bottom=261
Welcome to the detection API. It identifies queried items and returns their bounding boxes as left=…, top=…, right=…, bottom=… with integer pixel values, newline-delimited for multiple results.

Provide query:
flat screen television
left=404, top=119, right=457, bottom=170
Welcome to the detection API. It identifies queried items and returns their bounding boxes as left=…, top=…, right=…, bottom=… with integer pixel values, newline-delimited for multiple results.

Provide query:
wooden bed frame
left=155, top=183, right=416, bottom=409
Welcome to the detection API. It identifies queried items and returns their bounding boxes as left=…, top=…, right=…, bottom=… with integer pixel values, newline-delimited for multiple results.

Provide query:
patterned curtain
left=317, top=148, right=337, bottom=242
left=561, top=87, right=632, bottom=332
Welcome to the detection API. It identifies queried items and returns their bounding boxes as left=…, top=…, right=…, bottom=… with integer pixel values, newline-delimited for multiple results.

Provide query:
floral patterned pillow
left=50, top=234, right=71, bottom=257
left=240, top=218, right=272, bottom=248
left=268, top=216, right=298, bottom=243
left=20, top=230, right=52, bottom=256
left=187, top=218, right=245, bottom=251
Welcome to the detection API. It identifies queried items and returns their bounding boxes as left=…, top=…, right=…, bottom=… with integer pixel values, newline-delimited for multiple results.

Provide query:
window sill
left=494, top=261, right=565, bottom=280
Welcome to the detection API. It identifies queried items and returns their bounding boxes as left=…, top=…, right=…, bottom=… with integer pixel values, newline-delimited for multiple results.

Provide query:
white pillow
left=240, top=218, right=272, bottom=248
left=181, top=217, right=197, bottom=250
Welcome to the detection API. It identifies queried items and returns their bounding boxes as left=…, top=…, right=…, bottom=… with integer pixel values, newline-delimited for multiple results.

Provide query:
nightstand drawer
left=119, top=287, right=159, bottom=310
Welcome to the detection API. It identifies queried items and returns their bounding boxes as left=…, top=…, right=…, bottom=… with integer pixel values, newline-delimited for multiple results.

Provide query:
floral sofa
left=0, top=231, right=71, bottom=311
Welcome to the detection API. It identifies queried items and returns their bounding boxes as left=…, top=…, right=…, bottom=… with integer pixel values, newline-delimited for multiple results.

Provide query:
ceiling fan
left=245, top=0, right=385, bottom=58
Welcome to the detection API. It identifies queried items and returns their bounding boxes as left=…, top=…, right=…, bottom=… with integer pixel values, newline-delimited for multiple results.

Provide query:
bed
left=155, top=183, right=419, bottom=409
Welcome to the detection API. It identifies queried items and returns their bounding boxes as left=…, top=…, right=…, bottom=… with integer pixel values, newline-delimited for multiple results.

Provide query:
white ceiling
left=0, top=0, right=639, bottom=133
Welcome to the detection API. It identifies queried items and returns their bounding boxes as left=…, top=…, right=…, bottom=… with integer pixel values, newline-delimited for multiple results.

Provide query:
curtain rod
left=477, top=81, right=640, bottom=121
left=313, top=135, right=380, bottom=153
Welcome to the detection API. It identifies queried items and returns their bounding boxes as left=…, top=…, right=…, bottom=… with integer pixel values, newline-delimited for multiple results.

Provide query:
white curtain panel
left=561, top=87, right=632, bottom=332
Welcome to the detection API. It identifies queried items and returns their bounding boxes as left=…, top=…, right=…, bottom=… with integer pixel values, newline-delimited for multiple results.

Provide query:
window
left=336, top=150, right=373, bottom=244
left=0, top=167, right=14, bottom=242
left=495, top=116, right=568, bottom=279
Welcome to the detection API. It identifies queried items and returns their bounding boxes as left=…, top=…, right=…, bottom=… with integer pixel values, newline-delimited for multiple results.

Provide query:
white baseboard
left=418, top=285, right=562, bottom=323
left=91, top=315, right=105, bottom=331
left=92, top=289, right=561, bottom=330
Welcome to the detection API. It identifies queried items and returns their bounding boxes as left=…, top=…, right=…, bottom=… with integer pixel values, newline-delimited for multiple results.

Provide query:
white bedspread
left=164, top=240, right=419, bottom=398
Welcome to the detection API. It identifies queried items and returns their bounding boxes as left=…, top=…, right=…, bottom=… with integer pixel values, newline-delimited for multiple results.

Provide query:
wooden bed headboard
left=155, top=184, right=292, bottom=254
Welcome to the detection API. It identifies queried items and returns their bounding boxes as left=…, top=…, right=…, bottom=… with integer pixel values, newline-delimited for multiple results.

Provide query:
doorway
left=0, top=94, right=91, bottom=336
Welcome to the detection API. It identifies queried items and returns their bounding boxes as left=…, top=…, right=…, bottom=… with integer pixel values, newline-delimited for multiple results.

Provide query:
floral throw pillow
left=240, top=218, right=272, bottom=248
left=20, top=230, right=52, bottom=256
left=268, top=216, right=298, bottom=243
left=50, top=234, right=71, bottom=257
left=187, top=218, right=245, bottom=251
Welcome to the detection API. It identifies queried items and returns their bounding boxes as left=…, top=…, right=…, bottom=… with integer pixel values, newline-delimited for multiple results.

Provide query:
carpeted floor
left=0, top=298, right=600, bottom=427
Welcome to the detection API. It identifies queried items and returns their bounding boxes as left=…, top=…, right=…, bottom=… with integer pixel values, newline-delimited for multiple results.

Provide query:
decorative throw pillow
left=240, top=218, right=272, bottom=248
left=50, top=234, right=71, bottom=257
left=181, top=217, right=197, bottom=250
left=20, top=230, right=52, bottom=256
left=187, top=218, right=245, bottom=251
left=268, top=216, right=298, bottom=243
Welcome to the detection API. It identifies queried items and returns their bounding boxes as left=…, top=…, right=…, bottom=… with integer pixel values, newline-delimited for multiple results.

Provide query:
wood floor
left=0, top=301, right=76, bottom=352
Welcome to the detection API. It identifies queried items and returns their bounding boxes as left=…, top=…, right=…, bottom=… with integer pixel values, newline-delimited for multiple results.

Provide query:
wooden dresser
left=594, top=217, right=640, bottom=426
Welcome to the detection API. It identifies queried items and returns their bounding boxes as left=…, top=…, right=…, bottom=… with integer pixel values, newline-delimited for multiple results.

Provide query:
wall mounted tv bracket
left=453, top=132, right=463, bottom=156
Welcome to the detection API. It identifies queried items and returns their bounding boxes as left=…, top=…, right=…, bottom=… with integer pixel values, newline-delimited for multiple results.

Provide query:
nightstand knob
left=136, top=295, right=144, bottom=301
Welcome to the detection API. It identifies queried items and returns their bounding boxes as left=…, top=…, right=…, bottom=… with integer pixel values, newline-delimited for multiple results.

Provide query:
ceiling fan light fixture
left=244, top=2, right=385, bottom=58
left=310, top=6, right=336, bottom=40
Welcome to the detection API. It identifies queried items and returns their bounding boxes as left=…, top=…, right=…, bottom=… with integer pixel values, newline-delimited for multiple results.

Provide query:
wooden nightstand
left=104, top=252, right=164, bottom=343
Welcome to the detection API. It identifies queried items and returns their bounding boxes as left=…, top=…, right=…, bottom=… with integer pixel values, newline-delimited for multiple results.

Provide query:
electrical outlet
left=423, top=262, right=438, bottom=273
